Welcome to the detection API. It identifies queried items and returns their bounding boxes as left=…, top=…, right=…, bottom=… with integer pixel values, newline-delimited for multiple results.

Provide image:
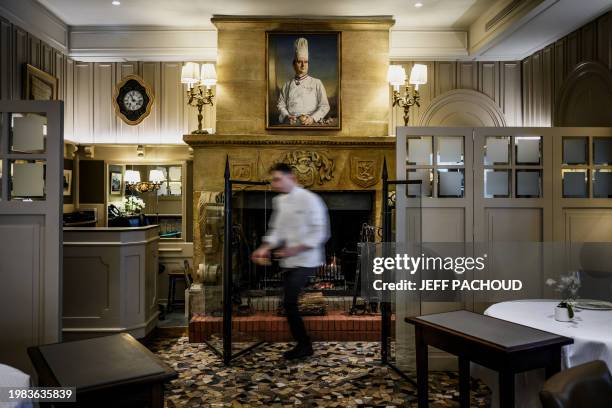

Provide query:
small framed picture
left=25, top=64, right=58, bottom=101
left=63, top=169, right=72, bottom=196
left=110, top=171, right=123, bottom=195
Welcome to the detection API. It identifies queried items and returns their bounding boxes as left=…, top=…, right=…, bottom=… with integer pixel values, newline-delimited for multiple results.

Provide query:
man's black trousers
left=282, top=267, right=316, bottom=345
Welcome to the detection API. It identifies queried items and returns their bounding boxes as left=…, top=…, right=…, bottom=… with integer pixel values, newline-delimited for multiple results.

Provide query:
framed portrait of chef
left=266, top=32, right=341, bottom=130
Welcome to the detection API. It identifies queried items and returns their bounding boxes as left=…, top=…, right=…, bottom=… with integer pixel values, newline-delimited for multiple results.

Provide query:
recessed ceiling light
left=414, top=2, right=423, bottom=7
left=112, top=0, right=121, bottom=5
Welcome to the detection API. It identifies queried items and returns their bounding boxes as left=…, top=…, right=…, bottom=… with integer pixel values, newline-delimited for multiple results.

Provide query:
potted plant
left=119, top=195, right=146, bottom=216
left=546, top=272, right=580, bottom=322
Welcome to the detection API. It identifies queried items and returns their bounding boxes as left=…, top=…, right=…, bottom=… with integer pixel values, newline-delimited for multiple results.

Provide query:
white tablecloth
left=0, top=364, right=32, bottom=408
left=472, top=299, right=612, bottom=408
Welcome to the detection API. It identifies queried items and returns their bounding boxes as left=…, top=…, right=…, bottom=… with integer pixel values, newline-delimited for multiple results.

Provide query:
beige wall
left=213, top=17, right=393, bottom=137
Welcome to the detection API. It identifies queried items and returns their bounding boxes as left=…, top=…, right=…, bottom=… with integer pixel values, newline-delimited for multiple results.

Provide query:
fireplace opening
left=189, top=189, right=389, bottom=344
left=231, top=190, right=374, bottom=311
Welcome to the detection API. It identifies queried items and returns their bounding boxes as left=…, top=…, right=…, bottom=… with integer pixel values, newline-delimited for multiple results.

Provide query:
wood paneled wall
left=3, top=11, right=611, bottom=141
left=391, top=12, right=612, bottom=131
left=0, top=16, right=68, bottom=106
left=0, top=15, right=209, bottom=144
left=522, top=11, right=612, bottom=126
left=68, top=61, right=205, bottom=144
left=389, top=61, right=523, bottom=131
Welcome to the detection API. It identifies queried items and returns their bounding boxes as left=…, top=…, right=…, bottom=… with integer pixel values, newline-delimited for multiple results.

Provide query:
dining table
left=472, top=299, right=612, bottom=407
left=0, top=363, right=32, bottom=408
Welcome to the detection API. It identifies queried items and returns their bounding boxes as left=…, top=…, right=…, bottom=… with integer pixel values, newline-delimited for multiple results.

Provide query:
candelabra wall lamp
left=181, top=62, right=217, bottom=134
left=388, top=64, right=428, bottom=126
left=125, top=169, right=166, bottom=193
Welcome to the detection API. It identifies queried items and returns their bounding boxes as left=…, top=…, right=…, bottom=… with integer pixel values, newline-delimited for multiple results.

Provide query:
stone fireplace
left=185, top=16, right=397, bottom=342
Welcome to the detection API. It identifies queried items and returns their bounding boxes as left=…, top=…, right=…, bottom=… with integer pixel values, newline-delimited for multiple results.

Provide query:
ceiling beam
left=390, top=30, right=468, bottom=60
left=69, top=26, right=217, bottom=62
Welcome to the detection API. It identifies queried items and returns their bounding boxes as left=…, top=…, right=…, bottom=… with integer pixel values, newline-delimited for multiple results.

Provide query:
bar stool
left=166, top=260, right=192, bottom=313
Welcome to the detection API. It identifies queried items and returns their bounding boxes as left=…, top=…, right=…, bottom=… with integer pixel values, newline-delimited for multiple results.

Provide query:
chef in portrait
left=277, top=38, right=330, bottom=126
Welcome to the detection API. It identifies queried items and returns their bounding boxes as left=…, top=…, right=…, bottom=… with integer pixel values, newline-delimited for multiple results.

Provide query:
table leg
left=545, top=347, right=562, bottom=379
left=499, top=370, right=515, bottom=408
left=415, top=326, right=429, bottom=408
left=151, top=383, right=164, bottom=408
left=458, top=356, right=470, bottom=408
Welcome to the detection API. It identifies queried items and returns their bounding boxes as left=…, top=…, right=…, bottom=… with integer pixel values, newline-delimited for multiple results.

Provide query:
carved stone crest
left=231, top=161, right=252, bottom=181
left=350, top=156, right=378, bottom=188
left=281, top=150, right=334, bottom=187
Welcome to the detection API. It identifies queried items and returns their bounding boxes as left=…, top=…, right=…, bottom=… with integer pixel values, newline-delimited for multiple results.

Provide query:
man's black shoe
left=283, top=343, right=314, bottom=360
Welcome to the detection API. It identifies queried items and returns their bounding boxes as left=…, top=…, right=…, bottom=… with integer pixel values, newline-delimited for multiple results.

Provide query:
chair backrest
left=578, top=243, right=612, bottom=301
left=540, top=360, right=612, bottom=408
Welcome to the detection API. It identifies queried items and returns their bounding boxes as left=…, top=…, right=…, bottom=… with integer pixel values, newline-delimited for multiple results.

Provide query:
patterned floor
left=146, top=337, right=491, bottom=407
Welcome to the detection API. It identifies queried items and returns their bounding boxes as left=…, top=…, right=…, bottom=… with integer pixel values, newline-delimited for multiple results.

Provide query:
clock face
left=114, top=76, right=153, bottom=125
left=123, top=90, right=144, bottom=111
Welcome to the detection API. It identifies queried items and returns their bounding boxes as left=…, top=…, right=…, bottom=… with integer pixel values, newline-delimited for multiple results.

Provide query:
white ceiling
left=37, top=0, right=496, bottom=29
left=481, top=0, right=612, bottom=58
left=7, top=0, right=609, bottom=61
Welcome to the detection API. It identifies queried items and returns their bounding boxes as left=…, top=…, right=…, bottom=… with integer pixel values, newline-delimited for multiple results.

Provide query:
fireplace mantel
left=188, top=133, right=395, bottom=266
left=184, top=134, right=396, bottom=147
left=186, top=133, right=396, bottom=193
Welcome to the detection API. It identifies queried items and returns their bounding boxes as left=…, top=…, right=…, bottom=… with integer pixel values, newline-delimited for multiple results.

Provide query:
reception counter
left=62, top=225, right=160, bottom=340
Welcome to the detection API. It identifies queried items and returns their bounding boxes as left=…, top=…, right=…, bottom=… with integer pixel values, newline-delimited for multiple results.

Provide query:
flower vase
left=554, top=305, right=573, bottom=322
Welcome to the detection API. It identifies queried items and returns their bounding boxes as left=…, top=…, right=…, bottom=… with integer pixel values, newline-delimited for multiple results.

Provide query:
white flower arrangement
left=546, top=271, right=581, bottom=318
left=119, top=195, right=145, bottom=215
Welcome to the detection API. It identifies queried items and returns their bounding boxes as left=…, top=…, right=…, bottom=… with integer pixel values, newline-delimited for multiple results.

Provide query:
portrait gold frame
left=113, top=74, right=155, bottom=126
left=265, top=31, right=342, bottom=131
left=25, top=64, right=58, bottom=100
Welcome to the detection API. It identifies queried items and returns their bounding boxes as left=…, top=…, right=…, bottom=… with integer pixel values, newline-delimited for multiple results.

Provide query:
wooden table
left=406, top=310, right=573, bottom=408
left=28, top=333, right=177, bottom=407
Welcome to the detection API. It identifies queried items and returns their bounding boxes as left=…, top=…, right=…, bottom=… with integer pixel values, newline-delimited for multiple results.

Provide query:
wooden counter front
left=62, top=226, right=160, bottom=340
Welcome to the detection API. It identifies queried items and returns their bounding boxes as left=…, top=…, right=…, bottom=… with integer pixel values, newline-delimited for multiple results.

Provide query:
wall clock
left=113, top=75, right=154, bottom=125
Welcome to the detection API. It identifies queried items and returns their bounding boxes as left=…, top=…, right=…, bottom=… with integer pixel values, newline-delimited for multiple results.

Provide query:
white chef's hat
left=294, top=38, right=308, bottom=60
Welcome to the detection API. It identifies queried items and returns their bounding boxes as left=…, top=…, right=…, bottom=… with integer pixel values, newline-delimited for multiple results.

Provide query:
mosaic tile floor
left=146, top=337, right=491, bottom=407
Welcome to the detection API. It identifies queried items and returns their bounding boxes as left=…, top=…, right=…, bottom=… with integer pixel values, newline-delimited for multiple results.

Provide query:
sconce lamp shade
left=149, top=169, right=166, bottom=183
left=181, top=62, right=200, bottom=84
left=409, top=64, right=428, bottom=87
left=200, top=63, right=217, bottom=87
left=387, top=65, right=406, bottom=87
left=124, top=170, right=141, bottom=184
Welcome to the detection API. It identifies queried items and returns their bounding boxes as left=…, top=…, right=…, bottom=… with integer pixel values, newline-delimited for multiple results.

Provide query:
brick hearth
left=189, top=311, right=395, bottom=343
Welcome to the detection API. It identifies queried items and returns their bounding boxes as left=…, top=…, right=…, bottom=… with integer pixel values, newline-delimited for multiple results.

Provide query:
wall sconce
left=181, top=62, right=217, bottom=134
left=388, top=64, right=428, bottom=126
left=124, top=169, right=166, bottom=193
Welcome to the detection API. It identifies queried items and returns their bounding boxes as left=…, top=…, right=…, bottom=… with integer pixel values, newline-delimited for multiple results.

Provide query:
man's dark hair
left=269, top=162, right=294, bottom=175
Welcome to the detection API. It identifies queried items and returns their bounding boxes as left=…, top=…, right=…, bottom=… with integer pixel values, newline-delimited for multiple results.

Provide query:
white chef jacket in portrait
left=263, top=186, right=330, bottom=268
left=277, top=75, right=330, bottom=124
